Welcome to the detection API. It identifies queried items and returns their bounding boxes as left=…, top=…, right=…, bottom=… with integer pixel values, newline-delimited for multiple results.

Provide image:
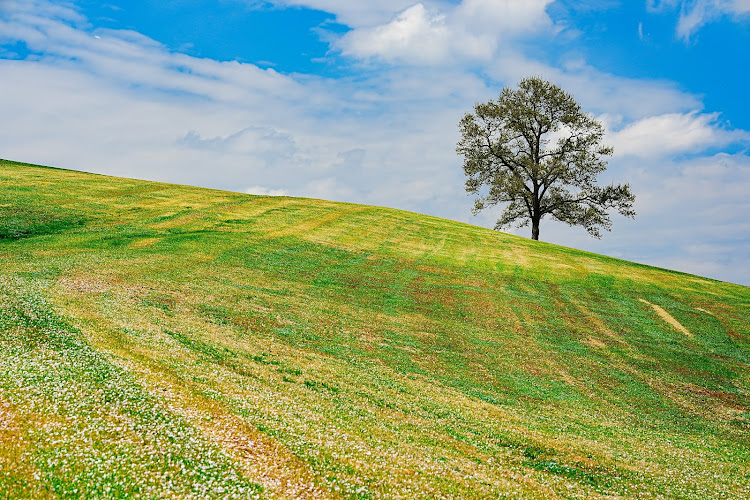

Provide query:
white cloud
left=648, top=0, right=750, bottom=40
left=341, top=4, right=453, bottom=65
left=485, top=53, right=701, bottom=120
left=180, top=127, right=300, bottom=158
left=297, top=177, right=359, bottom=201
left=338, top=0, right=553, bottom=65
left=456, top=0, right=553, bottom=32
left=245, top=185, right=290, bottom=196
left=0, top=0, right=85, bottom=24
left=607, top=111, right=749, bottom=158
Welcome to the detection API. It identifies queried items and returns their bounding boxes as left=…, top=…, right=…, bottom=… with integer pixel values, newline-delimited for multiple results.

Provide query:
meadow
left=1, top=159, right=748, bottom=499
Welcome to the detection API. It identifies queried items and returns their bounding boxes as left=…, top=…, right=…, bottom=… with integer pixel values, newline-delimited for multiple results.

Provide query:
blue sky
left=1, top=0, right=749, bottom=284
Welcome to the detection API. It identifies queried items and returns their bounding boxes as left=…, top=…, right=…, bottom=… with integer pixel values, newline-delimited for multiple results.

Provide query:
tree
left=457, top=76, right=635, bottom=240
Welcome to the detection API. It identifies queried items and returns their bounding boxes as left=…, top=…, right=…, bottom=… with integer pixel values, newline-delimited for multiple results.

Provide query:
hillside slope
left=1, top=159, right=749, bottom=499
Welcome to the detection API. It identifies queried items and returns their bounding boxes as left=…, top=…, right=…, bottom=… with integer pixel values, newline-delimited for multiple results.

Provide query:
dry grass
left=638, top=298, right=692, bottom=337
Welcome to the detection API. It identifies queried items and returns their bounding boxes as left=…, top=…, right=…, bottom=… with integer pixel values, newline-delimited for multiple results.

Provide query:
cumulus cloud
left=607, top=111, right=749, bottom=158
left=341, top=4, right=455, bottom=65
left=338, top=0, right=554, bottom=65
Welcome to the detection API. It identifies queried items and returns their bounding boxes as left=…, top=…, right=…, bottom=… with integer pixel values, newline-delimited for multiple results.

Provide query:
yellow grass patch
left=263, top=206, right=370, bottom=240
left=226, top=197, right=297, bottom=219
left=58, top=275, right=110, bottom=294
left=638, top=299, right=692, bottom=337
left=151, top=211, right=207, bottom=228
left=0, top=399, right=18, bottom=432
left=558, top=370, right=576, bottom=386
left=571, top=301, right=623, bottom=342
left=0, top=399, right=50, bottom=499
left=57, top=274, right=150, bottom=302
left=582, top=337, right=607, bottom=349
left=130, top=237, right=162, bottom=249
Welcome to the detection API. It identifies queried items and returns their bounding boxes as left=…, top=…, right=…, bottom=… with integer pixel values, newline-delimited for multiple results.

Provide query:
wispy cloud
left=647, top=0, right=750, bottom=40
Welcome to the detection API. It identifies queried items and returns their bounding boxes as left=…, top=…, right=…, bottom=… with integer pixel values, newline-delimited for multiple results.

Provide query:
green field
left=1, top=159, right=748, bottom=499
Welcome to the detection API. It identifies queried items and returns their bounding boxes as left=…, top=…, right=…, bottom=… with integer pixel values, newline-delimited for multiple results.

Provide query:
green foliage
left=457, top=76, right=635, bottom=239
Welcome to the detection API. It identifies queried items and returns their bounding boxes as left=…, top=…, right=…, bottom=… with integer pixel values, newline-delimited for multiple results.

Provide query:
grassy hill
left=1, top=158, right=748, bottom=499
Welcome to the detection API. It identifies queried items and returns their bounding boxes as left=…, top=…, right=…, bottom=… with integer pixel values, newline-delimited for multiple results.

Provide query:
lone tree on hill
left=457, top=76, right=635, bottom=240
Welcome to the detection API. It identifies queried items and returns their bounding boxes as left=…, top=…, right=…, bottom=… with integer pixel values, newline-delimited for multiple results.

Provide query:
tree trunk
left=531, top=221, right=540, bottom=240
left=531, top=191, right=541, bottom=241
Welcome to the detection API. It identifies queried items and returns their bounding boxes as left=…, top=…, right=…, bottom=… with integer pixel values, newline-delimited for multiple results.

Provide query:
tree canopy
left=457, top=76, right=635, bottom=240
